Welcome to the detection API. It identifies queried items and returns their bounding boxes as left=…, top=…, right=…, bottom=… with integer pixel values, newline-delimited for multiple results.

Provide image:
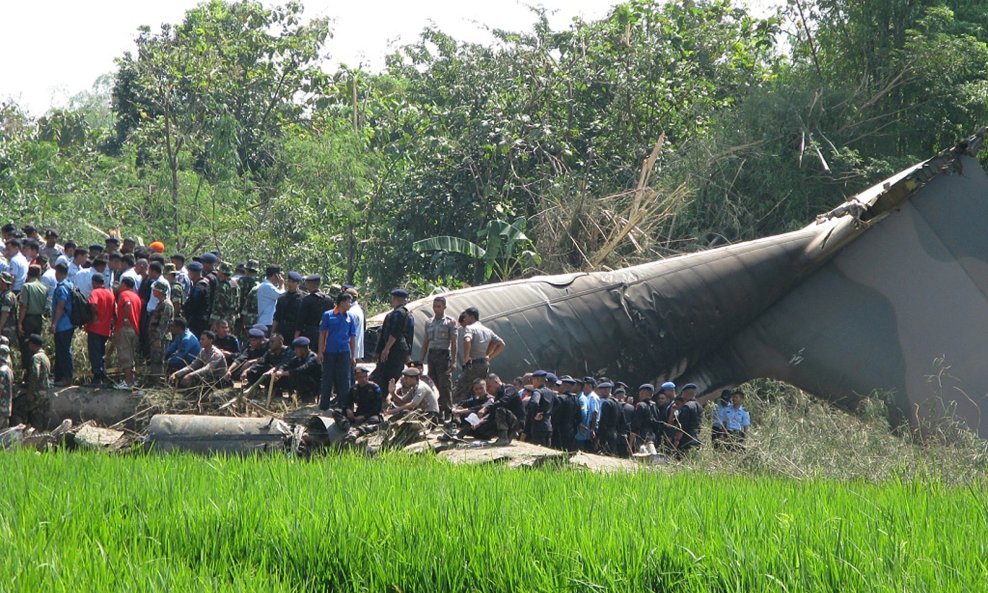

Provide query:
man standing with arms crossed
left=419, top=296, right=457, bottom=417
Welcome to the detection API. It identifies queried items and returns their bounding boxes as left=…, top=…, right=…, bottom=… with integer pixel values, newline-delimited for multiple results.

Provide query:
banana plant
left=413, top=217, right=542, bottom=282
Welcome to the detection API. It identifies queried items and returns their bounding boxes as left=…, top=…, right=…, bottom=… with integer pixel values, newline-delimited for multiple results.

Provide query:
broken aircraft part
left=370, top=130, right=988, bottom=437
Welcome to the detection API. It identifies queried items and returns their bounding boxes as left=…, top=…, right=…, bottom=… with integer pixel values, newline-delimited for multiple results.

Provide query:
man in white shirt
left=346, top=287, right=365, bottom=359
left=256, top=265, right=284, bottom=330
left=4, top=239, right=28, bottom=292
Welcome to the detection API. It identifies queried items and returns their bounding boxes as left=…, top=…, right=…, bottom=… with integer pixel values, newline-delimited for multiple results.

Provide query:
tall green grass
left=0, top=451, right=984, bottom=592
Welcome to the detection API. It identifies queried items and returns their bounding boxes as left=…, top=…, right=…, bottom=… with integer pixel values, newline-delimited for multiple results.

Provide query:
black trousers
left=371, top=347, right=407, bottom=386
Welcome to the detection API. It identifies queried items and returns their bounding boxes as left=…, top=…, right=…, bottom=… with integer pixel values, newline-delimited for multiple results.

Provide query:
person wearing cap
left=16, top=266, right=47, bottom=365
left=629, top=384, right=659, bottom=453
left=345, top=287, right=365, bottom=360
left=343, top=366, right=383, bottom=427
left=418, top=295, right=457, bottom=417
left=595, top=382, right=628, bottom=456
left=0, top=344, right=13, bottom=428
left=149, top=241, right=165, bottom=254
left=551, top=375, right=581, bottom=451
left=453, top=306, right=507, bottom=404
left=182, top=261, right=212, bottom=337
left=575, top=377, right=598, bottom=452
left=11, top=334, right=51, bottom=428
left=224, top=327, right=268, bottom=384
left=373, top=288, right=414, bottom=387
left=317, top=291, right=357, bottom=411
left=147, top=279, right=175, bottom=375
left=209, top=262, right=241, bottom=329
left=273, top=270, right=306, bottom=341
left=673, top=383, right=705, bottom=453
left=297, top=274, right=333, bottom=346
left=39, top=229, right=63, bottom=265
left=162, top=262, right=185, bottom=309
left=387, top=367, right=440, bottom=422
left=4, top=238, right=29, bottom=292
left=524, top=371, right=555, bottom=446
left=84, top=273, right=116, bottom=386
left=245, top=333, right=291, bottom=386
left=49, top=262, right=75, bottom=386
left=267, top=337, right=321, bottom=401
left=0, top=272, right=17, bottom=347
left=256, top=265, right=284, bottom=332
left=169, top=330, right=227, bottom=387
left=235, top=260, right=260, bottom=335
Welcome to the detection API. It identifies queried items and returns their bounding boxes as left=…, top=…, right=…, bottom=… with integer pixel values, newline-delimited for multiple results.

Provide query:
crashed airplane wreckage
left=370, top=129, right=988, bottom=438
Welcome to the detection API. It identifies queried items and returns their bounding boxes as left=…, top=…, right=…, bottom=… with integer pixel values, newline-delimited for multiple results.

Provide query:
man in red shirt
left=113, top=276, right=142, bottom=390
left=85, top=273, right=116, bottom=387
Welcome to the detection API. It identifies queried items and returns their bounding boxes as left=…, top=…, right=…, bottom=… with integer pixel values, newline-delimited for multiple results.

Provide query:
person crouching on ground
left=169, top=330, right=227, bottom=388
left=386, top=367, right=440, bottom=423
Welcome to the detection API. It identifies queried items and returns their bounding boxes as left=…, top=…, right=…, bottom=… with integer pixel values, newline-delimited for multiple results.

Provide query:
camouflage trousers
left=11, top=392, right=51, bottom=430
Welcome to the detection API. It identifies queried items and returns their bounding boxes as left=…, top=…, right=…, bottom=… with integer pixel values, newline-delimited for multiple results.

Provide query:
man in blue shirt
left=317, top=292, right=357, bottom=411
left=50, top=262, right=75, bottom=385
left=165, top=317, right=202, bottom=371
left=719, top=389, right=751, bottom=450
left=256, top=265, right=284, bottom=331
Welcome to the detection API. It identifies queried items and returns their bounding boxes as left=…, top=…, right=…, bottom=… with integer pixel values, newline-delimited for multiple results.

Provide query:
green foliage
left=413, top=217, right=541, bottom=282
left=0, top=450, right=984, bottom=591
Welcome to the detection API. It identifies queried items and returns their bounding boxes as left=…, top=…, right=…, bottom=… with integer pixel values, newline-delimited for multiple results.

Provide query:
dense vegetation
left=4, top=0, right=988, bottom=295
left=1, top=446, right=984, bottom=592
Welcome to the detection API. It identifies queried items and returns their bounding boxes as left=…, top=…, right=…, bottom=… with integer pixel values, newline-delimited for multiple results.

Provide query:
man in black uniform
left=272, top=337, right=321, bottom=401
left=674, top=383, right=704, bottom=454
left=595, top=382, right=629, bottom=457
left=297, top=273, right=333, bottom=345
left=245, top=333, right=292, bottom=385
left=525, top=370, right=555, bottom=446
left=223, top=327, right=268, bottom=384
left=182, top=261, right=211, bottom=337
left=630, top=384, right=657, bottom=453
left=372, top=288, right=413, bottom=387
left=344, top=366, right=383, bottom=426
left=272, top=271, right=305, bottom=341
left=472, top=373, right=525, bottom=444
left=552, top=375, right=581, bottom=451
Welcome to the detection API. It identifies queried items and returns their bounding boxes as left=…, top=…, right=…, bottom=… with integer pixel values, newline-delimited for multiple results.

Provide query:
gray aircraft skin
left=370, top=130, right=988, bottom=437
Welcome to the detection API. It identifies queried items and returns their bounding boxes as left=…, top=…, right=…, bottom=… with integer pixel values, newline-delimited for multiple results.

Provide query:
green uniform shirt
left=18, top=280, right=47, bottom=316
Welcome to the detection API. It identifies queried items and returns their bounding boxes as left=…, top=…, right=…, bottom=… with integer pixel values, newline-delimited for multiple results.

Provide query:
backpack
left=68, top=288, right=94, bottom=327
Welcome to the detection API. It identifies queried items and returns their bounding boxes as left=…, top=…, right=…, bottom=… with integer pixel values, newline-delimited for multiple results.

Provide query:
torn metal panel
left=145, top=414, right=291, bottom=454
left=369, top=129, right=988, bottom=436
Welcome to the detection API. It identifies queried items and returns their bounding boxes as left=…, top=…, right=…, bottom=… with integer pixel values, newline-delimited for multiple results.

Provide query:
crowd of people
left=0, top=223, right=751, bottom=457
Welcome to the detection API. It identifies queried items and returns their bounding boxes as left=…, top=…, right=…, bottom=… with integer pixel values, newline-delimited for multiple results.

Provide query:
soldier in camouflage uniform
left=0, top=272, right=18, bottom=347
left=241, top=281, right=261, bottom=335
left=0, top=344, right=13, bottom=429
left=148, top=280, right=175, bottom=374
left=235, top=260, right=259, bottom=338
left=11, top=334, right=51, bottom=429
left=164, top=263, right=185, bottom=310
left=209, top=262, right=240, bottom=328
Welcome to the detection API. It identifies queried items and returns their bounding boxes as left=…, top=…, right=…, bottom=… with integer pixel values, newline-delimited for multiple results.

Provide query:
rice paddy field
left=1, top=450, right=985, bottom=592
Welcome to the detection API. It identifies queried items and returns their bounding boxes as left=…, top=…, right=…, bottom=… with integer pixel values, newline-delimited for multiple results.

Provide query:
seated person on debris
left=386, top=367, right=440, bottom=422
left=165, top=318, right=201, bottom=371
left=344, top=366, right=383, bottom=427
left=460, top=373, right=524, bottom=443
left=244, top=333, right=291, bottom=386
left=450, top=378, right=493, bottom=425
left=269, top=337, right=321, bottom=401
left=211, top=319, right=240, bottom=364
left=169, top=330, right=228, bottom=387
left=223, top=327, right=268, bottom=384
